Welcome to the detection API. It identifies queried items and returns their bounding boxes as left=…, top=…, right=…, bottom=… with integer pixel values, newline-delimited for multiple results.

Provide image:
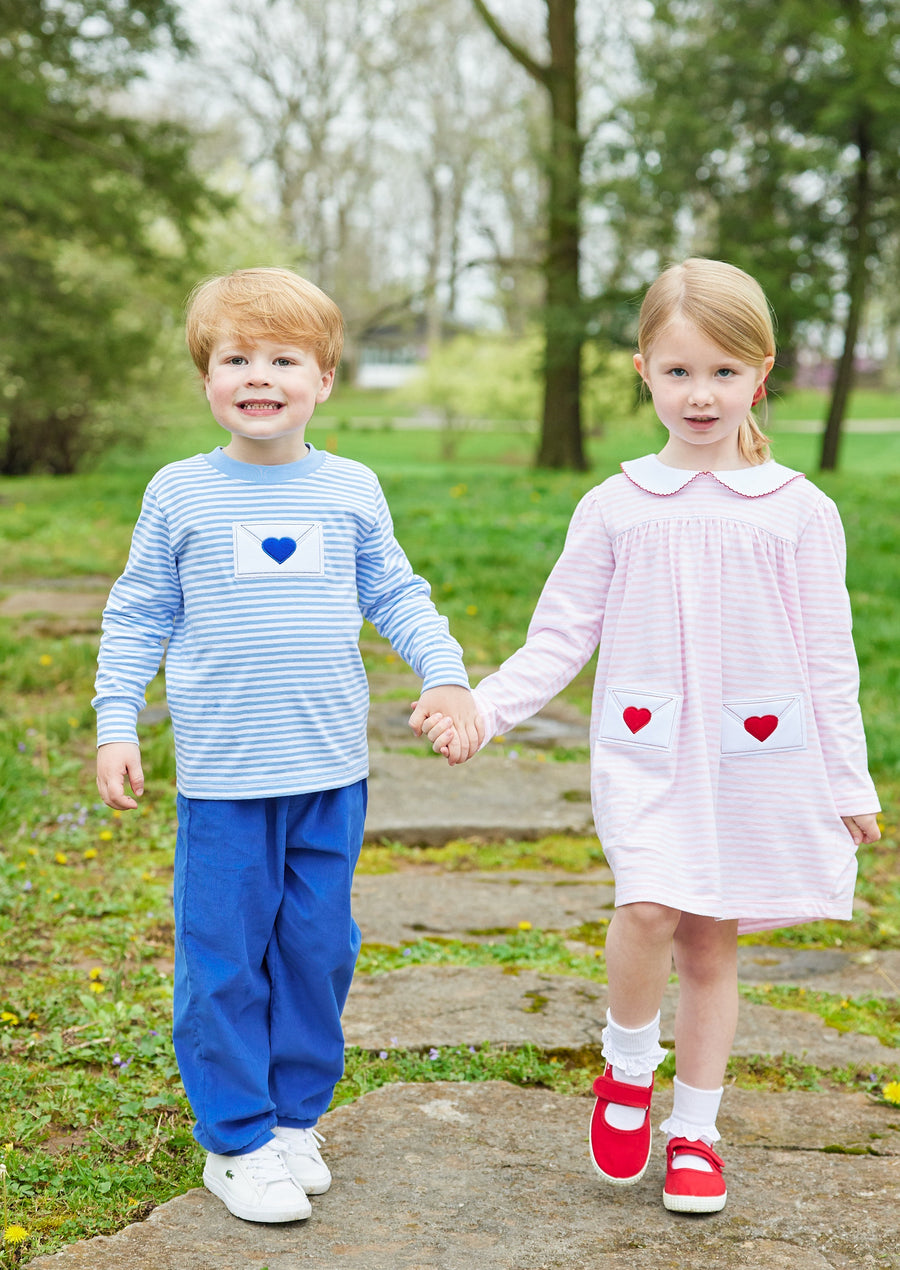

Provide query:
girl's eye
left=715, top=368, right=735, bottom=378
left=669, top=367, right=687, bottom=378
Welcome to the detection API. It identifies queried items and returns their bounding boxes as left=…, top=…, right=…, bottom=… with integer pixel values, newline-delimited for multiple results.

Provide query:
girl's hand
left=841, top=813, right=881, bottom=846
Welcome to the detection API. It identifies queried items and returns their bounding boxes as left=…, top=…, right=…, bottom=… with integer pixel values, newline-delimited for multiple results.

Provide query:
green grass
left=2, top=385, right=900, bottom=1261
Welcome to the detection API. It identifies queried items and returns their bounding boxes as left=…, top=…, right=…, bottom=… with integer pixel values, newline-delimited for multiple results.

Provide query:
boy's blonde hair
left=185, top=267, right=344, bottom=374
left=637, top=257, right=776, bottom=465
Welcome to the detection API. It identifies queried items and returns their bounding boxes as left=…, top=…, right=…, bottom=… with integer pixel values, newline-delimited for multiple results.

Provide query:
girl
left=411, top=257, right=880, bottom=1213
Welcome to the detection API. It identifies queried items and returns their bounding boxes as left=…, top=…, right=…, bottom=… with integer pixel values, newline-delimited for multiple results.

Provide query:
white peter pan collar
left=621, top=454, right=805, bottom=499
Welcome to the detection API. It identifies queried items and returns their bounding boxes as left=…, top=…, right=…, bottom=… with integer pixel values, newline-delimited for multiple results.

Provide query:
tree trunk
left=537, top=0, right=586, bottom=469
left=819, top=126, right=872, bottom=470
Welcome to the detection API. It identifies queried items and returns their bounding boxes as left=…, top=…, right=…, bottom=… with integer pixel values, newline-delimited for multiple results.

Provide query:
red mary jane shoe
left=589, top=1067, right=654, bottom=1185
left=663, top=1137, right=727, bottom=1213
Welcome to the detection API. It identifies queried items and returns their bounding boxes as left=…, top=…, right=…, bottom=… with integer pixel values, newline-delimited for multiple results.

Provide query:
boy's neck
left=222, top=438, right=311, bottom=466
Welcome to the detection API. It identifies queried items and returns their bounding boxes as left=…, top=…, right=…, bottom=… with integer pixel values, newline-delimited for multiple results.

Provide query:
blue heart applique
left=261, top=536, right=297, bottom=564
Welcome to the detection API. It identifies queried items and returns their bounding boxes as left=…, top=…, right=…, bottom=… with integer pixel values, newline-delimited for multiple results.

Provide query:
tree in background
left=472, top=0, right=587, bottom=469
left=603, top=0, right=900, bottom=470
left=0, top=0, right=221, bottom=474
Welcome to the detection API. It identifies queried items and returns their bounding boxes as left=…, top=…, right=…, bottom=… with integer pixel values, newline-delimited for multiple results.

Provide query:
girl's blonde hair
left=637, top=257, right=776, bottom=465
left=185, top=267, right=344, bottom=375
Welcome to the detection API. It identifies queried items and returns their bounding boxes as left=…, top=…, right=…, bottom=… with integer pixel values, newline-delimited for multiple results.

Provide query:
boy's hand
left=841, top=813, right=880, bottom=846
left=97, top=742, right=144, bottom=810
left=409, top=685, right=483, bottom=765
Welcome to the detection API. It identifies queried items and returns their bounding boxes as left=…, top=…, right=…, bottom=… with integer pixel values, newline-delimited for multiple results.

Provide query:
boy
left=94, top=267, right=482, bottom=1224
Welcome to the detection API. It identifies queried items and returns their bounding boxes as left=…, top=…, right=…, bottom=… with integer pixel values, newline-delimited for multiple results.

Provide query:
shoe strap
left=666, top=1137, right=724, bottom=1171
left=592, top=1071, right=654, bottom=1109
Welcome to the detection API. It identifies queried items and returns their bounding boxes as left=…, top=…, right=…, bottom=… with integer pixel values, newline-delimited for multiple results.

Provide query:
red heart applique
left=743, top=714, right=778, bottom=742
left=623, top=706, right=652, bottom=734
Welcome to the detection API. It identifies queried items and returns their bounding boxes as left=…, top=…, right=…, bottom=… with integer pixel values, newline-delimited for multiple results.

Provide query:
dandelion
left=54, top=852, right=68, bottom=865
left=882, top=1081, right=900, bottom=1106
left=141, top=871, right=153, bottom=882
left=518, top=921, right=532, bottom=931
left=83, top=848, right=97, bottom=860
left=450, top=483, right=467, bottom=498
left=89, top=982, right=105, bottom=994
left=99, top=830, right=113, bottom=841
left=3, top=1225, right=29, bottom=1246
left=38, top=654, right=52, bottom=667
left=0, top=1013, right=19, bottom=1027
left=466, top=605, right=478, bottom=617
left=89, top=968, right=103, bottom=980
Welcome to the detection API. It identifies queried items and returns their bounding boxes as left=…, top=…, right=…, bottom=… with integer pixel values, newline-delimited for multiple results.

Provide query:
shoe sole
left=663, top=1189, right=727, bottom=1213
left=591, top=1155, right=650, bottom=1186
left=203, top=1172, right=311, bottom=1223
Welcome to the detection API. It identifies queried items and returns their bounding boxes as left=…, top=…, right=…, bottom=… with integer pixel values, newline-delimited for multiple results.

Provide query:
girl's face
left=634, top=318, right=773, bottom=470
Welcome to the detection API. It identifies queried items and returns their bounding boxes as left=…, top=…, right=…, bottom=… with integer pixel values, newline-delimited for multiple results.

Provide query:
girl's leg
left=590, top=903, right=678, bottom=1183
left=671, top=912, right=739, bottom=1090
left=661, top=913, right=738, bottom=1212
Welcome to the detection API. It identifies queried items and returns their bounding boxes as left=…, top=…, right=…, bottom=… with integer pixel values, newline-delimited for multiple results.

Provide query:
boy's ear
left=316, top=368, right=335, bottom=402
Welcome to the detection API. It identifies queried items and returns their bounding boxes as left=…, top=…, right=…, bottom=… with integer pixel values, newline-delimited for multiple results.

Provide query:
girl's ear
left=633, top=353, right=646, bottom=380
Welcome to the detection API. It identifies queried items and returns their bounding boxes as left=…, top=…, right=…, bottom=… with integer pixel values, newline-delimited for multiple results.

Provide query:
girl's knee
left=614, top=901, right=682, bottom=942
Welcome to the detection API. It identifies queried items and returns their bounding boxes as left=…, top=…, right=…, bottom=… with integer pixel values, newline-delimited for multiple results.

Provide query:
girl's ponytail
left=737, top=412, right=771, bottom=465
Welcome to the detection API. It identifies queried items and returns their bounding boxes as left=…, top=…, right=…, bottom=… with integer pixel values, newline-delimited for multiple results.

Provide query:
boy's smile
left=204, top=337, right=335, bottom=465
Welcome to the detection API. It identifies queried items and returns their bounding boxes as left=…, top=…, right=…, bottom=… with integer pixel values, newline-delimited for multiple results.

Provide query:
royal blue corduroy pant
left=172, top=782, right=366, bottom=1155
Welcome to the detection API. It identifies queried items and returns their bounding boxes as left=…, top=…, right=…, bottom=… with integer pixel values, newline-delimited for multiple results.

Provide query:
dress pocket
left=721, top=694, right=806, bottom=756
left=597, top=686, right=682, bottom=751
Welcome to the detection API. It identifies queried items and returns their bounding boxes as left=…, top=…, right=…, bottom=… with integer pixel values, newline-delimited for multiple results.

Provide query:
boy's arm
left=410, top=684, right=483, bottom=765
left=93, top=483, right=181, bottom=796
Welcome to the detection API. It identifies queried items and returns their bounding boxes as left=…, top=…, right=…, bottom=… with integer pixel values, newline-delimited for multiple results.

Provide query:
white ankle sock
left=600, top=1011, right=665, bottom=1131
left=662, top=1076, right=723, bottom=1172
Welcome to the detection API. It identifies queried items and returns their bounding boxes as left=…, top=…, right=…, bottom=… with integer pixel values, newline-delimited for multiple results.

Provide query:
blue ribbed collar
left=204, top=445, right=328, bottom=484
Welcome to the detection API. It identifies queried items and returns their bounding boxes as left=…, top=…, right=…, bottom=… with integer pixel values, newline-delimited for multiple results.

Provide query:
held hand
left=841, top=813, right=881, bottom=846
left=409, top=685, right=484, bottom=765
left=97, top=742, right=144, bottom=810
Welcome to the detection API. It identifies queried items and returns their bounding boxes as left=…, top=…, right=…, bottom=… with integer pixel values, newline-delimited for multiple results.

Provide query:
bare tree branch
left=470, top=0, right=550, bottom=85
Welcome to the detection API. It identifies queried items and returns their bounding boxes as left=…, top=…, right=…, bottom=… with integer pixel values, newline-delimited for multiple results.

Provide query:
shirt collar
left=620, top=454, right=805, bottom=499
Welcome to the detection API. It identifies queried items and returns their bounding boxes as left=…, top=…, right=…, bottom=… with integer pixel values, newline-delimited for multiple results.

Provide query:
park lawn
left=1, top=388, right=899, bottom=1261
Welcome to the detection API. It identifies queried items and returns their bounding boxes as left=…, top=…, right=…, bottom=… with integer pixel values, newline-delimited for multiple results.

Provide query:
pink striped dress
left=473, top=455, right=880, bottom=933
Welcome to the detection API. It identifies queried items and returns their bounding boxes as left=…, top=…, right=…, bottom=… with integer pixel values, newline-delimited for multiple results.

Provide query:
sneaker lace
left=277, top=1127, right=325, bottom=1158
left=245, top=1143, right=293, bottom=1184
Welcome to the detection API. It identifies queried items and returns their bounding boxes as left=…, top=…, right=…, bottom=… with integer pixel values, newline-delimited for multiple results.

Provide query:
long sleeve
left=356, top=484, right=468, bottom=691
left=93, top=485, right=182, bottom=746
left=474, top=489, right=615, bottom=741
left=795, top=497, right=879, bottom=815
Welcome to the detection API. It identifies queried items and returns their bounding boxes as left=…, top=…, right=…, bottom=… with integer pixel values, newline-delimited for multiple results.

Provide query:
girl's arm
left=473, top=488, right=614, bottom=742
left=795, top=497, right=880, bottom=821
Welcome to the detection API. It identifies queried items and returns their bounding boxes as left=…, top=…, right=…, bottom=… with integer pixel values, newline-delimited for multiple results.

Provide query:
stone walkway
left=29, top=698, right=900, bottom=1269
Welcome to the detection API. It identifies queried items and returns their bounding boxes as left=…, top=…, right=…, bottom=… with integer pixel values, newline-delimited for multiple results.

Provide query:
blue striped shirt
left=93, top=446, right=469, bottom=798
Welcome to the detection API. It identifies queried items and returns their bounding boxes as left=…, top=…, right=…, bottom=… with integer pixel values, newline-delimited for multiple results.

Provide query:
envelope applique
left=232, top=521, right=324, bottom=579
left=721, top=694, right=805, bottom=755
left=597, top=687, right=682, bottom=751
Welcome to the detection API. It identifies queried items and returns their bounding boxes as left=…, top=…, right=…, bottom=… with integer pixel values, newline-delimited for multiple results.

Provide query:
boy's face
left=204, top=336, right=335, bottom=465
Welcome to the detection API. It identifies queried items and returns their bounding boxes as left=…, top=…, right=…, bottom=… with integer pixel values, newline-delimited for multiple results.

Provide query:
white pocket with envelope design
left=721, top=694, right=805, bottom=755
left=232, top=521, right=324, bottom=579
left=598, top=687, right=682, bottom=751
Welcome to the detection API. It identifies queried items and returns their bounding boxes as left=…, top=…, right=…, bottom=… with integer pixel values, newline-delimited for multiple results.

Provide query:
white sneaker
left=272, top=1125, right=332, bottom=1195
left=203, top=1140, right=312, bottom=1223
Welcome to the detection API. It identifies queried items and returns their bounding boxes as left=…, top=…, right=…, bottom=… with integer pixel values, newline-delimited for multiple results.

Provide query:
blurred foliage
left=0, top=0, right=225, bottom=474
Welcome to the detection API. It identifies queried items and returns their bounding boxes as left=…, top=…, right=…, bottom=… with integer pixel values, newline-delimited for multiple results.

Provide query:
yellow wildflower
left=54, top=852, right=68, bottom=865
left=89, top=982, right=105, bottom=993
left=466, top=605, right=478, bottom=616
left=83, top=848, right=97, bottom=860
left=88, top=968, right=103, bottom=980
left=99, top=830, right=114, bottom=841
left=518, top=921, right=532, bottom=931
left=0, top=1013, right=19, bottom=1027
left=882, top=1081, right=900, bottom=1106
left=3, top=1226, right=29, bottom=1246
left=39, top=654, right=53, bottom=667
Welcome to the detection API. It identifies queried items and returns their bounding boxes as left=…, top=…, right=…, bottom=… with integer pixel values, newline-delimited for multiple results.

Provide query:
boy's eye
left=225, top=356, right=247, bottom=366
left=274, top=357, right=295, bottom=367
